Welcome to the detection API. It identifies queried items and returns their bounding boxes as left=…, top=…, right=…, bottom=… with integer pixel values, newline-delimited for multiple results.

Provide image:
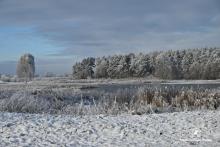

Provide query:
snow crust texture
left=0, top=110, right=219, bottom=147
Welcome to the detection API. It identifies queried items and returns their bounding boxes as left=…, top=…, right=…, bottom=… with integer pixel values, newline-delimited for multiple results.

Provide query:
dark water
left=70, top=82, right=220, bottom=105
left=86, top=83, right=220, bottom=93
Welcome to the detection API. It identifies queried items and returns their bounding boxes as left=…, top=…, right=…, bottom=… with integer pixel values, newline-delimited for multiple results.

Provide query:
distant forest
left=72, top=48, right=220, bottom=80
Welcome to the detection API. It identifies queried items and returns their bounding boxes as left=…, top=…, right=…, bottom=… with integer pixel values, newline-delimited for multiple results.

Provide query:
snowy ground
left=0, top=79, right=219, bottom=146
left=0, top=110, right=219, bottom=147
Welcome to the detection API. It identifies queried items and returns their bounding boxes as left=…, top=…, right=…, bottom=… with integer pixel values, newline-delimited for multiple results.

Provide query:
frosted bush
left=0, top=75, right=10, bottom=82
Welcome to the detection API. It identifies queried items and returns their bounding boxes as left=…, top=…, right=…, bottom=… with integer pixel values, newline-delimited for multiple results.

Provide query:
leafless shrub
left=0, top=88, right=65, bottom=114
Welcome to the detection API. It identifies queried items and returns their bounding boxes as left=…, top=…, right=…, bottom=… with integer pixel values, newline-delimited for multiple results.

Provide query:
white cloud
left=0, top=0, right=220, bottom=74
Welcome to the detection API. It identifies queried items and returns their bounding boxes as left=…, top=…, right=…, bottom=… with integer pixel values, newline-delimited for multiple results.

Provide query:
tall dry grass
left=0, top=86, right=219, bottom=115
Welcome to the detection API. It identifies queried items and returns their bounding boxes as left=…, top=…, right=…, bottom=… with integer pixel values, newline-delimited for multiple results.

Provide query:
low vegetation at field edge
left=0, top=81, right=219, bottom=115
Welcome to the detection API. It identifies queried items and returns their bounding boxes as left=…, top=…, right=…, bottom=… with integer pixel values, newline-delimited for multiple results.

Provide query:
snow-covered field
left=0, top=110, right=219, bottom=147
left=0, top=78, right=219, bottom=146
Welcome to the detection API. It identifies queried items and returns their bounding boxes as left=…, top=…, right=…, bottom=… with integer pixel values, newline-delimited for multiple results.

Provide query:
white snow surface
left=0, top=110, right=220, bottom=147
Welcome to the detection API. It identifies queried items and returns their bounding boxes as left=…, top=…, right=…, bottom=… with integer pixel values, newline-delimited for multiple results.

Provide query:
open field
left=0, top=110, right=219, bottom=146
left=0, top=78, right=219, bottom=146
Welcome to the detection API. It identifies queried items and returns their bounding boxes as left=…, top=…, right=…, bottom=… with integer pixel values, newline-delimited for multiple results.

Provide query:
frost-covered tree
left=199, top=48, right=220, bottom=79
left=181, top=50, right=193, bottom=79
left=130, top=53, right=152, bottom=77
left=72, top=48, right=220, bottom=80
left=155, top=53, right=170, bottom=79
left=94, top=57, right=109, bottom=78
left=116, top=55, right=133, bottom=78
left=73, top=57, right=95, bottom=79
left=16, top=54, right=35, bottom=81
left=154, top=51, right=180, bottom=79
left=106, top=55, right=122, bottom=78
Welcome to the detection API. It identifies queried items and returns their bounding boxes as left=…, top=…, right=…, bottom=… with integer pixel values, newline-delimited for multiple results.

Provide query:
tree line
left=72, top=48, right=220, bottom=80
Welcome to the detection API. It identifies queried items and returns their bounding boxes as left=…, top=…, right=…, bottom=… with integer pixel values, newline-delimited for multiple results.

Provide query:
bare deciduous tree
left=16, top=54, right=35, bottom=82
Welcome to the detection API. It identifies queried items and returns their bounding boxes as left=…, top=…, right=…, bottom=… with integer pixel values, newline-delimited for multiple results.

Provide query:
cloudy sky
left=0, top=0, right=220, bottom=75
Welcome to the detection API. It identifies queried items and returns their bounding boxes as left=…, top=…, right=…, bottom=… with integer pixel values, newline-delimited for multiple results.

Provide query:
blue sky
left=0, top=0, right=220, bottom=75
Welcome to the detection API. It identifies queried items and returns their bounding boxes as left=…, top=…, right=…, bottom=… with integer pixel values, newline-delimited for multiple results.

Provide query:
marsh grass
left=0, top=85, right=219, bottom=115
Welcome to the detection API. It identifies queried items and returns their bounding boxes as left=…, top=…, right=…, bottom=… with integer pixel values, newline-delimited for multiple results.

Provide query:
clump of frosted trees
left=73, top=57, right=95, bottom=79
left=72, top=48, right=220, bottom=80
left=16, top=54, right=35, bottom=81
